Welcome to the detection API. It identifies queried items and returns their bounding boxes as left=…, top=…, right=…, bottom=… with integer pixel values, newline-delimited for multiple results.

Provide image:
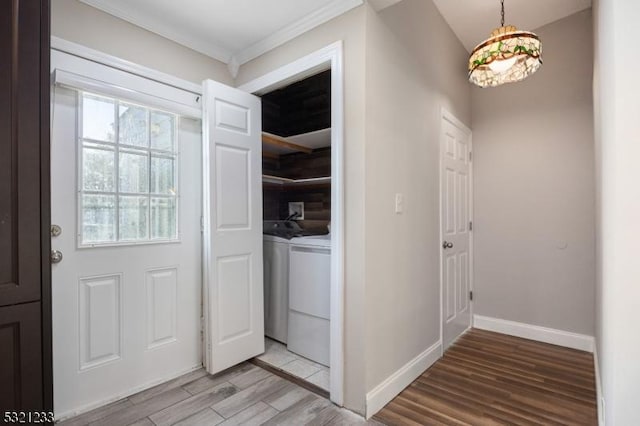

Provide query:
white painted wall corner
left=365, top=340, right=441, bottom=419
left=473, top=315, right=595, bottom=353
left=593, top=343, right=604, bottom=425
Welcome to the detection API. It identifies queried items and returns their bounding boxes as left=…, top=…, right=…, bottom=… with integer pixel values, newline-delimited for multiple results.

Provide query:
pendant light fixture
left=468, top=0, right=542, bottom=88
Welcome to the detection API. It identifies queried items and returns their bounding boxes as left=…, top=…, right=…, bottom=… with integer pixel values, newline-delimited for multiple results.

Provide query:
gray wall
left=593, top=0, right=640, bottom=424
left=52, top=0, right=233, bottom=85
left=471, top=10, right=595, bottom=336
left=237, top=0, right=472, bottom=410
left=363, top=0, right=471, bottom=392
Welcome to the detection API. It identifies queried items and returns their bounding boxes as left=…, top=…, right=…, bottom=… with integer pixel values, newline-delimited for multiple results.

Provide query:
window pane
left=82, top=144, right=115, bottom=191
left=119, top=150, right=149, bottom=193
left=119, top=196, right=149, bottom=240
left=151, top=156, right=176, bottom=194
left=82, top=194, right=116, bottom=243
left=151, top=197, right=176, bottom=239
left=83, top=94, right=115, bottom=142
left=150, top=111, right=175, bottom=151
left=119, top=103, right=148, bottom=147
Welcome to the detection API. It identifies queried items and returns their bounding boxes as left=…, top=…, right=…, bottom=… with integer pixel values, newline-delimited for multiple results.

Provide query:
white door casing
left=51, top=85, right=203, bottom=418
left=237, top=41, right=344, bottom=405
left=202, top=79, right=265, bottom=374
left=440, top=110, right=473, bottom=350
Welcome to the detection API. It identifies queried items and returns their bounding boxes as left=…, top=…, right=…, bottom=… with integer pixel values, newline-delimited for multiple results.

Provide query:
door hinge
left=470, top=291, right=473, bottom=301
left=469, top=221, right=473, bottom=231
left=200, top=216, right=204, bottom=233
left=469, top=151, right=473, bottom=162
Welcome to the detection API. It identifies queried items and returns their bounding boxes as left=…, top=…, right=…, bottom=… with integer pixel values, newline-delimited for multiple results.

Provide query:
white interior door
left=51, top=84, right=203, bottom=417
left=202, top=80, right=264, bottom=374
left=441, top=112, right=473, bottom=349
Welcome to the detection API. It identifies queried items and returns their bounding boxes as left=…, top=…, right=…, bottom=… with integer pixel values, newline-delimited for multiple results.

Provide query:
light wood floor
left=58, top=362, right=378, bottom=426
left=374, top=328, right=598, bottom=426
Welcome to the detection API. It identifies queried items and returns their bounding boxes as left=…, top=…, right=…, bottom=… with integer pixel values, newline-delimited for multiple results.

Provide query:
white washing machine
left=287, top=234, right=331, bottom=366
left=263, top=234, right=290, bottom=343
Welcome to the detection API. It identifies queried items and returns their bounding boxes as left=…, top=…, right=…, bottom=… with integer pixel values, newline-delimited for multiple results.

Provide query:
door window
left=79, top=92, right=178, bottom=246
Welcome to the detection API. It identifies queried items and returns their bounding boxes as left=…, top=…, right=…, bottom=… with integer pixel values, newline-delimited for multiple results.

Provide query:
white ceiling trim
left=80, top=0, right=233, bottom=63
left=80, top=0, right=363, bottom=79
left=368, top=0, right=403, bottom=12
left=230, top=0, right=363, bottom=72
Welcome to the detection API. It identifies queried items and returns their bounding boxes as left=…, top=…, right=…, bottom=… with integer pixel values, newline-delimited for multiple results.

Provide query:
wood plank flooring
left=374, top=329, right=598, bottom=426
left=58, top=329, right=597, bottom=425
left=58, top=363, right=379, bottom=426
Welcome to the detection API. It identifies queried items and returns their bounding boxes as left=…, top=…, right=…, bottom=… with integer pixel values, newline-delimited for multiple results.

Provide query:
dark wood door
left=0, top=0, right=52, bottom=413
left=0, top=303, right=43, bottom=410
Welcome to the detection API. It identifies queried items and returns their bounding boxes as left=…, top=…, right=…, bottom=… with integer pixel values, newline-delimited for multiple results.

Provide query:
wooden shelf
left=262, top=175, right=331, bottom=186
left=262, top=132, right=312, bottom=155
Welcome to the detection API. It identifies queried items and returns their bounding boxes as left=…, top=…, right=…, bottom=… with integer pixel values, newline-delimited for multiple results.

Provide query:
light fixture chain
left=501, top=0, right=505, bottom=27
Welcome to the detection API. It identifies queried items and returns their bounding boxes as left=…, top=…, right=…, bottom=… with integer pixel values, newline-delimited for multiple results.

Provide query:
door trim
left=439, top=108, right=473, bottom=354
left=51, top=36, right=202, bottom=96
left=238, top=41, right=345, bottom=406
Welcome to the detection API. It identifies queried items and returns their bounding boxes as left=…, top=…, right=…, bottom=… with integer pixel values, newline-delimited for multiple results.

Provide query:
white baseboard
left=365, top=340, right=441, bottom=419
left=473, top=315, right=594, bottom=353
left=593, top=343, right=605, bottom=425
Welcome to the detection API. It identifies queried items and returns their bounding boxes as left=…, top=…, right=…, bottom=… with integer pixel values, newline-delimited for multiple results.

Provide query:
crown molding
left=231, top=0, right=363, bottom=67
left=79, top=0, right=364, bottom=74
left=79, top=0, right=233, bottom=63
left=227, top=56, right=240, bottom=79
left=368, top=0, right=403, bottom=12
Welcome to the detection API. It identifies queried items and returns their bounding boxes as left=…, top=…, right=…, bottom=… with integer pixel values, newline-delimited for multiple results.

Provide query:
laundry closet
left=257, top=70, right=332, bottom=393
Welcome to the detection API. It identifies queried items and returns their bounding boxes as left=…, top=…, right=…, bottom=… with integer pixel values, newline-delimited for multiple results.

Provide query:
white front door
left=441, top=112, right=473, bottom=349
left=202, top=80, right=265, bottom=374
left=51, top=86, right=203, bottom=417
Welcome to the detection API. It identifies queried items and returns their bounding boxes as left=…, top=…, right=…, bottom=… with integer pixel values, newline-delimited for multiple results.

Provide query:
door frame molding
left=238, top=41, right=345, bottom=406
left=439, top=108, right=474, bottom=353
left=51, top=36, right=202, bottom=96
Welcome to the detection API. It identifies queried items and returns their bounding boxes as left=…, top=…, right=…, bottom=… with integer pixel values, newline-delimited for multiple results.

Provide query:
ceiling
left=432, top=0, right=592, bottom=52
left=79, top=0, right=592, bottom=75
left=79, top=0, right=363, bottom=75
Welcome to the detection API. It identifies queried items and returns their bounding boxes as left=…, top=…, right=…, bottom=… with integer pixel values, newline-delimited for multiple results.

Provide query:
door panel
left=202, top=79, right=264, bottom=375
left=146, top=268, right=178, bottom=349
left=78, top=274, right=122, bottom=370
left=215, top=145, right=251, bottom=229
left=441, top=114, right=472, bottom=349
left=0, top=302, right=43, bottom=410
left=0, top=0, right=44, bottom=307
left=51, top=86, right=203, bottom=417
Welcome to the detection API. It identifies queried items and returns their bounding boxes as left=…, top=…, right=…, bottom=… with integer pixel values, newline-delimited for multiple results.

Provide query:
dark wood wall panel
left=263, top=148, right=331, bottom=180
left=278, top=184, right=331, bottom=232
left=0, top=0, right=44, bottom=307
left=0, top=302, right=43, bottom=410
left=262, top=149, right=331, bottom=232
left=0, top=0, right=14, bottom=287
left=0, top=0, right=51, bottom=413
left=261, top=70, right=331, bottom=137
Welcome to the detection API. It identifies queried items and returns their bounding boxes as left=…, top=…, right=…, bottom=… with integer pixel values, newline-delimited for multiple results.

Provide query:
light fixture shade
left=469, top=25, right=542, bottom=88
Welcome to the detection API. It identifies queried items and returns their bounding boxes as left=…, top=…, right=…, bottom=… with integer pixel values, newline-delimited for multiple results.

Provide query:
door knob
left=442, top=241, right=453, bottom=249
left=51, top=250, right=63, bottom=264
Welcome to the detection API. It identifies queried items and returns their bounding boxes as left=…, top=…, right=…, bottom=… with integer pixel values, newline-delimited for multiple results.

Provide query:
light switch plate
left=395, top=193, right=404, bottom=214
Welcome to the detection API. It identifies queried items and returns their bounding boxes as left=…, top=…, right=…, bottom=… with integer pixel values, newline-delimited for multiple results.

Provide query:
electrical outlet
left=395, top=193, right=404, bottom=214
